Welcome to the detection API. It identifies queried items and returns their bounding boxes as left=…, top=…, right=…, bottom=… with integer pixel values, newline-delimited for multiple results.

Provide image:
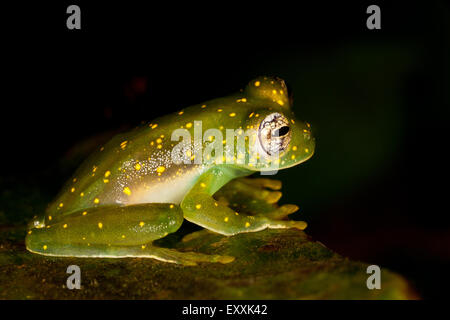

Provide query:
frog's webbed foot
left=147, top=245, right=234, bottom=266
left=213, top=177, right=300, bottom=220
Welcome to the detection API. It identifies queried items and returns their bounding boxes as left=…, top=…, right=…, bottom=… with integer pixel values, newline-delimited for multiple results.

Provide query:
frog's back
left=45, top=105, right=211, bottom=218
left=45, top=89, right=261, bottom=218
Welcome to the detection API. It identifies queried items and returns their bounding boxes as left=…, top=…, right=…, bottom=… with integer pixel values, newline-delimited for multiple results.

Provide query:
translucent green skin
left=26, top=76, right=315, bottom=265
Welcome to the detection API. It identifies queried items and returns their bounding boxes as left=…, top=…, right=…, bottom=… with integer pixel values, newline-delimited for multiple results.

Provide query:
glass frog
left=26, top=76, right=315, bottom=265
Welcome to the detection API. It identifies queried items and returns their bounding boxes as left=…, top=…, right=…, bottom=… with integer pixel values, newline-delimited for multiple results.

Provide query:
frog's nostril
left=28, top=218, right=45, bottom=229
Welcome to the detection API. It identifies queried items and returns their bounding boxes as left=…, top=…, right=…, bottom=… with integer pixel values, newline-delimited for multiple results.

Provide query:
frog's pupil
left=274, top=126, right=290, bottom=137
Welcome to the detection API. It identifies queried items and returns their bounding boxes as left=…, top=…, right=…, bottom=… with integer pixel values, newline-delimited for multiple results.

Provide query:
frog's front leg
left=181, top=168, right=307, bottom=236
left=213, top=177, right=300, bottom=220
left=25, top=203, right=233, bottom=265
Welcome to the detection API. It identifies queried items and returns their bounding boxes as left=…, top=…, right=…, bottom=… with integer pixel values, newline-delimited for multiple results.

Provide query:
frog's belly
left=127, top=168, right=202, bottom=205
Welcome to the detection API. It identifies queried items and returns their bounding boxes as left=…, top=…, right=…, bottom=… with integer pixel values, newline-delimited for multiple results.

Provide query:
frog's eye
left=258, top=112, right=291, bottom=156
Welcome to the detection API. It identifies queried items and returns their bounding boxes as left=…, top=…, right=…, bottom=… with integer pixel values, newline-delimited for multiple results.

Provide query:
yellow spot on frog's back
left=305, top=148, right=309, bottom=153
left=70, top=187, right=75, bottom=193
left=217, top=108, right=223, bottom=112
left=185, top=122, right=193, bottom=129
left=103, top=179, right=109, bottom=183
left=82, top=211, right=87, bottom=216
left=94, top=198, right=100, bottom=204
left=43, top=245, right=47, bottom=250
left=249, top=112, right=254, bottom=118
left=291, top=119, right=295, bottom=124
left=169, top=204, right=174, bottom=209
left=178, top=110, right=184, bottom=115
left=277, top=100, right=284, bottom=106
left=63, top=224, right=68, bottom=228
left=135, top=163, right=141, bottom=171
left=120, top=141, right=128, bottom=149
left=98, top=222, right=103, bottom=229
left=105, top=171, right=111, bottom=178
left=292, top=146, right=298, bottom=151
left=80, top=192, right=84, bottom=197
left=224, top=217, right=229, bottom=222
left=151, top=124, right=158, bottom=129
left=201, top=104, right=206, bottom=108
left=245, top=222, right=250, bottom=228
left=121, top=235, right=126, bottom=239
left=157, top=144, right=162, bottom=149
left=229, top=112, right=236, bottom=117
left=254, top=81, right=261, bottom=87
left=141, top=245, right=146, bottom=249
left=291, top=155, right=296, bottom=160
left=48, top=216, right=52, bottom=221
left=59, top=202, right=64, bottom=208
left=73, top=178, right=77, bottom=183
left=195, top=204, right=202, bottom=209
left=156, top=166, right=165, bottom=173
left=139, top=221, right=145, bottom=227
left=200, top=182, right=206, bottom=188
left=123, top=187, right=132, bottom=196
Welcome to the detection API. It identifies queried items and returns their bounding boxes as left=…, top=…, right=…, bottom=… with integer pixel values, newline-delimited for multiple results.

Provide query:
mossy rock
left=0, top=224, right=417, bottom=299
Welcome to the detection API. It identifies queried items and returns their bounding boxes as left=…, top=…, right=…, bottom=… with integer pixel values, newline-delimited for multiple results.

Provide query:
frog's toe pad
left=268, top=219, right=307, bottom=231
left=213, top=255, right=235, bottom=264
left=178, top=252, right=235, bottom=265
left=289, top=220, right=307, bottom=230
left=265, top=204, right=299, bottom=220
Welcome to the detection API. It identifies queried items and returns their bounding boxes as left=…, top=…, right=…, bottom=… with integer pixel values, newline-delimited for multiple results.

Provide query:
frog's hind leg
left=213, top=177, right=300, bottom=220
left=25, top=203, right=234, bottom=265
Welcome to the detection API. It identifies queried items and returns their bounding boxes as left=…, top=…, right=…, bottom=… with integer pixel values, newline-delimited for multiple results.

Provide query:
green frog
left=26, top=76, right=315, bottom=265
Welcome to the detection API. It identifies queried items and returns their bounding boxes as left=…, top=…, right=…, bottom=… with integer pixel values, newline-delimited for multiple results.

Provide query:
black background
left=2, top=1, right=449, bottom=299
